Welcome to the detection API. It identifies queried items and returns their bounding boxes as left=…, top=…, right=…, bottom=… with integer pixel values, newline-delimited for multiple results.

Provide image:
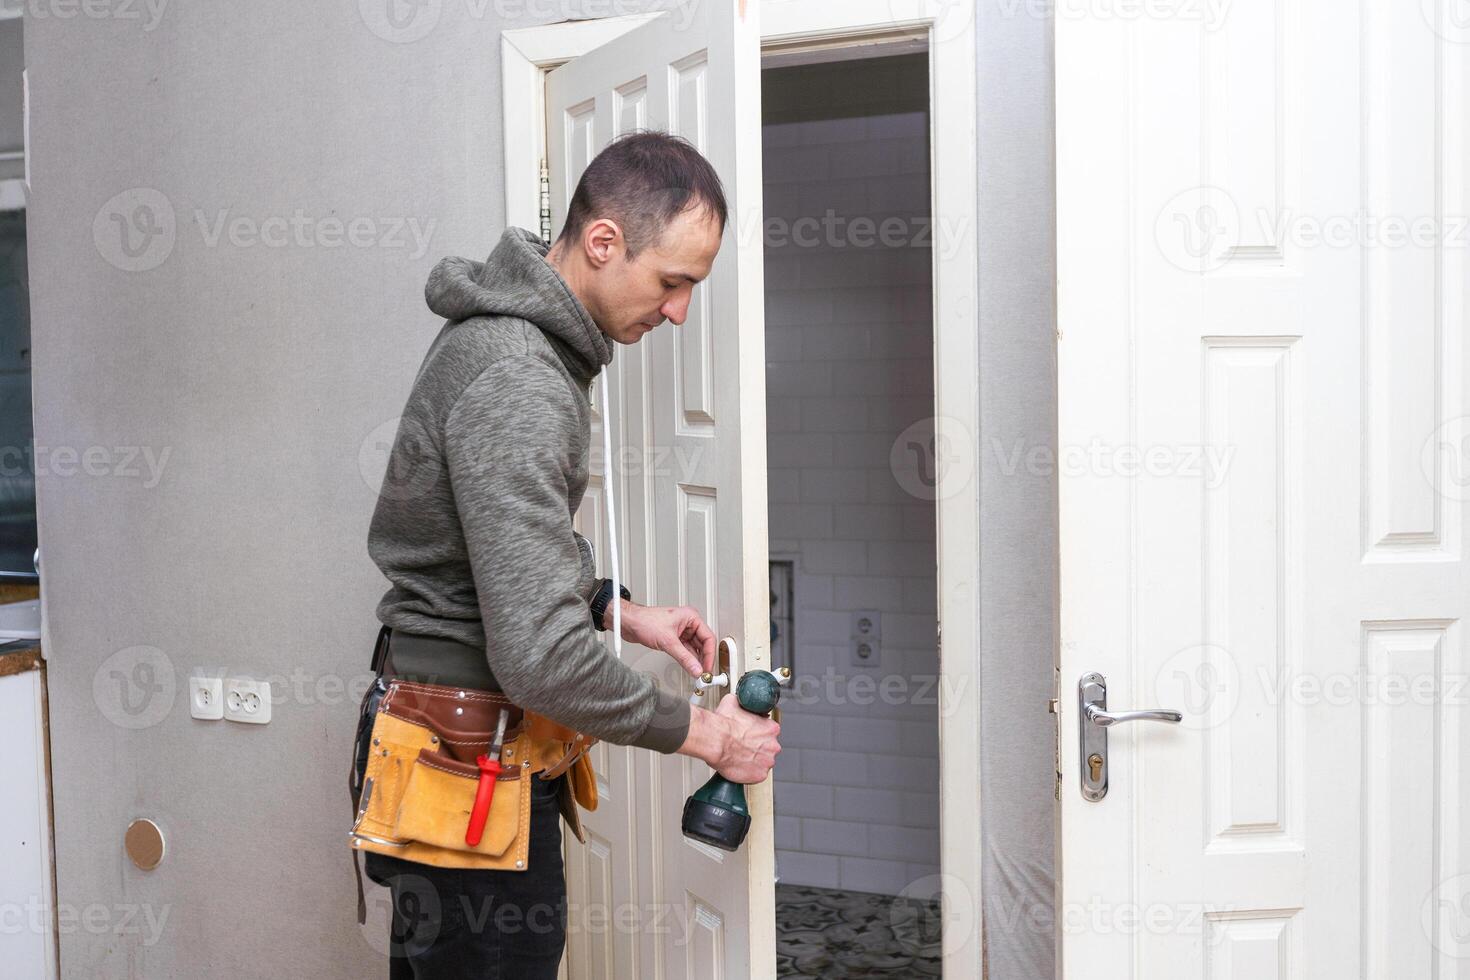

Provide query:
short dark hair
left=554, top=130, right=728, bottom=260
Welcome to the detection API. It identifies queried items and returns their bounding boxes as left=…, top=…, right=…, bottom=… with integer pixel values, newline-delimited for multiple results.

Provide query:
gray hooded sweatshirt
left=367, top=226, right=691, bottom=754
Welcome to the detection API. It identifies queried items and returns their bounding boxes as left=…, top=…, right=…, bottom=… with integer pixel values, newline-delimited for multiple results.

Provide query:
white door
left=544, top=4, right=775, bottom=979
left=1058, top=1, right=1469, bottom=976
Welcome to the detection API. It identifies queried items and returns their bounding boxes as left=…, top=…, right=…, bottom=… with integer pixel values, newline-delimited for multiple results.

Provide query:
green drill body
left=681, top=669, right=784, bottom=850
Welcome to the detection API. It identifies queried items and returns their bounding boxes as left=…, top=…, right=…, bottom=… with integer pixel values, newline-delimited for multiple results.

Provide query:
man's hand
left=676, top=695, right=782, bottom=783
left=616, top=599, right=717, bottom=677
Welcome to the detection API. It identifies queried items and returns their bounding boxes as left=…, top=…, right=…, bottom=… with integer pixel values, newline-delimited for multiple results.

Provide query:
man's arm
left=445, top=355, right=690, bottom=752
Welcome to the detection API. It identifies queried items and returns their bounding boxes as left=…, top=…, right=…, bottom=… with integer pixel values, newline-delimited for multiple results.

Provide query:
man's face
left=588, top=205, right=723, bottom=345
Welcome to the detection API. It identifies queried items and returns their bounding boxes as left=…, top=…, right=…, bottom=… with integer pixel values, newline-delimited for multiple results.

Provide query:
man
left=364, top=130, right=781, bottom=977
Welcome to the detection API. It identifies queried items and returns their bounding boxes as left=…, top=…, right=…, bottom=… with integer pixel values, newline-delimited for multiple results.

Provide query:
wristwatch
left=590, top=577, right=632, bottom=631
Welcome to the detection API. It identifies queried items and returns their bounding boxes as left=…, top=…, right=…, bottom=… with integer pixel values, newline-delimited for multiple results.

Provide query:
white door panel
left=1059, top=1, right=1470, bottom=977
left=546, top=4, right=772, bottom=978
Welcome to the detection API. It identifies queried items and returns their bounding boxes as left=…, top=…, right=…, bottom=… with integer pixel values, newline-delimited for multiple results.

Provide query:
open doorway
left=760, top=49, right=944, bottom=978
left=507, top=7, right=993, bottom=975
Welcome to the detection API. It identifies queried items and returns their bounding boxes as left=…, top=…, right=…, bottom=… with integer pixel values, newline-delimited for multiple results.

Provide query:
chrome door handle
left=1077, top=672, right=1183, bottom=801
left=1083, top=704, right=1183, bottom=728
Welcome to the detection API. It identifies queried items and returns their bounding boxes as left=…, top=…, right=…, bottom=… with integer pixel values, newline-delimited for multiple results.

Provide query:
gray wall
left=975, top=1, right=1059, bottom=977
left=23, top=2, right=1055, bottom=977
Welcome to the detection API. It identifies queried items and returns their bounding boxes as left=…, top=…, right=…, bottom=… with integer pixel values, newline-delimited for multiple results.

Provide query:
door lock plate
left=1078, top=671, right=1109, bottom=801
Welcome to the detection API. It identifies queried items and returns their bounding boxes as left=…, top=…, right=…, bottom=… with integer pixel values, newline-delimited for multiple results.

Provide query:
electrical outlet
left=189, top=675, right=223, bottom=720
left=850, top=609, right=882, bottom=668
left=223, top=677, right=271, bottom=725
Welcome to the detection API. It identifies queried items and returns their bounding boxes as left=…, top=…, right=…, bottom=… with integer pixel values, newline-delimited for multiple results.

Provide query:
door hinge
left=538, top=158, right=553, bottom=244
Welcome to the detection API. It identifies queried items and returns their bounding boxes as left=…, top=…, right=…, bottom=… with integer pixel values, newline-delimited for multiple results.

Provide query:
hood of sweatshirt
left=423, top=226, right=614, bottom=386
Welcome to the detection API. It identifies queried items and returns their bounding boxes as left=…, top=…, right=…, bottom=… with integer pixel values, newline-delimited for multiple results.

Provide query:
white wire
left=597, top=365, right=621, bottom=655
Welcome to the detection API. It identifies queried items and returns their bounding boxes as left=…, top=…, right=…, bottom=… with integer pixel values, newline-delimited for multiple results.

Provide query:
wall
left=22, top=2, right=1056, bottom=977
left=22, top=3, right=676, bottom=977
left=975, top=1, right=1059, bottom=976
left=760, top=54, right=941, bottom=898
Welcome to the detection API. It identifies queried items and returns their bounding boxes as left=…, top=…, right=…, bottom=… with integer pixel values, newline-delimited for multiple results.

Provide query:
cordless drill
left=681, top=667, right=790, bottom=851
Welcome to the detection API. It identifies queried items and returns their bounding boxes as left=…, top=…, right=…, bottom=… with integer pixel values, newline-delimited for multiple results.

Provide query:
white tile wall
left=764, top=106, right=940, bottom=897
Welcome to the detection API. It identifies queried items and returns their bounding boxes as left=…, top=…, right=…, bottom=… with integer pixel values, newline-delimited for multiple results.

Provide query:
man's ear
left=582, top=218, right=624, bottom=269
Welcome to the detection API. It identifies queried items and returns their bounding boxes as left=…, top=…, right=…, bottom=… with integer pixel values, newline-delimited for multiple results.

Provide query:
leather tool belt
left=347, top=627, right=599, bottom=923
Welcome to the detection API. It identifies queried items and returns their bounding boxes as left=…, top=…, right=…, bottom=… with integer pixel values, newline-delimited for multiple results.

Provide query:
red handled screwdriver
left=465, top=707, right=511, bottom=848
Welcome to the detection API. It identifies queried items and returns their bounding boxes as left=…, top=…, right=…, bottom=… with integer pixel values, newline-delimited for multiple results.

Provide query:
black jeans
left=364, top=772, right=567, bottom=979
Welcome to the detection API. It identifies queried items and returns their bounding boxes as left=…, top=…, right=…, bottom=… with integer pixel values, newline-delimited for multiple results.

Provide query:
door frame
left=502, top=3, right=982, bottom=975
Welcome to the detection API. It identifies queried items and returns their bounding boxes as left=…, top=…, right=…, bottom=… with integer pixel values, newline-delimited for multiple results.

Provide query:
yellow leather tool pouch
left=351, top=680, right=533, bottom=871
left=350, top=679, right=600, bottom=871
